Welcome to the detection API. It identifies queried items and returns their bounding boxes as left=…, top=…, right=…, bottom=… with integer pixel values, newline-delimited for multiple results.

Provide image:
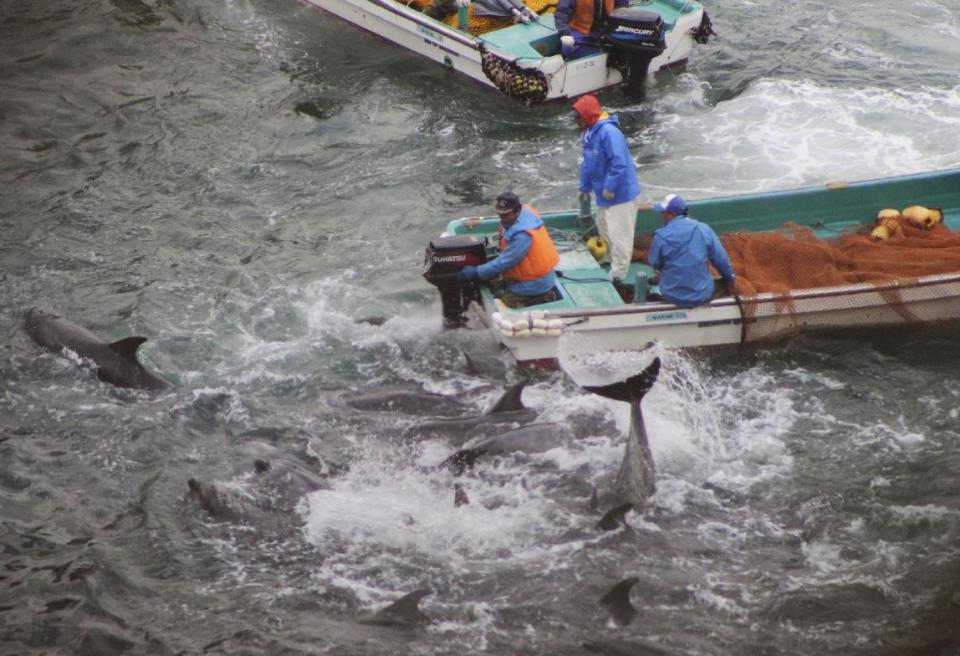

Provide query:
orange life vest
left=498, top=206, right=561, bottom=281
left=569, top=0, right=615, bottom=35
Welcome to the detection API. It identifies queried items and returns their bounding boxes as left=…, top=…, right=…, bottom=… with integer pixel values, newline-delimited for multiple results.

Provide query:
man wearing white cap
left=647, top=193, right=736, bottom=307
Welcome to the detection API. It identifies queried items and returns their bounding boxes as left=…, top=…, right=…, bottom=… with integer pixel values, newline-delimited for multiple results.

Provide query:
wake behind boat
left=298, top=0, right=714, bottom=103
left=422, top=168, right=960, bottom=365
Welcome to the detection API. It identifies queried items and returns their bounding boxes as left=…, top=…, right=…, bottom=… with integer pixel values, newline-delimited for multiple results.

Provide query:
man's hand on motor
left=456, top=265, right=479, bottom=282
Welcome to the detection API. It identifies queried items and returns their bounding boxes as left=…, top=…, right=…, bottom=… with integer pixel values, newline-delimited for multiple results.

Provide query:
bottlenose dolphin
left=600, top=577, right=639, bottom=627
left=360, top=589, right=432, bottom=627
left=404, top=380, right=537, bottom=443
left=339, top=385, right=469, bottom=416
left=597, top=502, right=633, bottom=531
left=440, top=422, right=575, bottom=475
left=187, top=444, right=329, bottom=522
left=581, top=358, right=660, bottom=508
left=24, top=308, right=168, bottom=391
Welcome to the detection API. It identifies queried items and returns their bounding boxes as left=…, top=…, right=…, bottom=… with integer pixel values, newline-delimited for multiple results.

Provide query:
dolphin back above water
left=581, top=358, right=661, bottom=508
left=24, top=308, right=169, bottom=391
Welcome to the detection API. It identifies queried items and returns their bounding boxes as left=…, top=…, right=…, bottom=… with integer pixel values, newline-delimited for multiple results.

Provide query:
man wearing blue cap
left=456, top=192, right=560, bottom=308
left=647, top=193, right=736, bottom=307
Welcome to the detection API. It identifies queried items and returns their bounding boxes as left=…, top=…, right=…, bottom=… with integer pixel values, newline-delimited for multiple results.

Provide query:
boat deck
left=476, top=0, right=694, bottom=60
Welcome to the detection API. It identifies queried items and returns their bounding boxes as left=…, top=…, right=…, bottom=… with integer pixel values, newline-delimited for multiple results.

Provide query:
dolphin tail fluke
left=582, top=358, right=661, bottom=403
left=107, top=336, right=149, bottom=361
left=600, top=577, right=639, bottom=626
left=487, top=379, right=527, bottom=413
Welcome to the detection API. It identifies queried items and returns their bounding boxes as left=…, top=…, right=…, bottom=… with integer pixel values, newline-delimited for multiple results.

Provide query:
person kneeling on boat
left=456, top=192, right=561, bottom=308
left=556, top=0, right=628, bottom=59
left=646, top=193, right=737, bottom=308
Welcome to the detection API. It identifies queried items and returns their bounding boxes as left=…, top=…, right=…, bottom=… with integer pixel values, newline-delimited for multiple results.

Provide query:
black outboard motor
left=602, top=8, right=666, bottom=98
left=423, top=235, right=489, bottom=328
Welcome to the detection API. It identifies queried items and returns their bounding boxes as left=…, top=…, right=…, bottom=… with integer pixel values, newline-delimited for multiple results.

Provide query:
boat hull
left=435, top=168, right=960, bottom=365
left=299, top=0, right=703, bottom=101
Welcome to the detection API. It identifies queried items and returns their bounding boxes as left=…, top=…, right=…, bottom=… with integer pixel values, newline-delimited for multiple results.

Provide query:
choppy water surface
left=2, top=0, right=960, bottom=654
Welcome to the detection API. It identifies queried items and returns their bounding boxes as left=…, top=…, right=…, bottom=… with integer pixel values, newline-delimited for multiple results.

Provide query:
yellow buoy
left=903, top=205, right=933, bottom=228
left=876, top=208, right=900, bottom=221
left=870, top=224, right=891, bottom=241
left=586, top=236, right=608, bottom=261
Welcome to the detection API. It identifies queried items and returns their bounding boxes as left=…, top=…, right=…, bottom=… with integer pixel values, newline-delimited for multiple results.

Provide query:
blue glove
left=456, top=265, right=479, bottom=282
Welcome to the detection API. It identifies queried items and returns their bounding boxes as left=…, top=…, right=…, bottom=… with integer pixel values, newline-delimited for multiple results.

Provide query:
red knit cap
left=571, top=94, right=603, bottom=126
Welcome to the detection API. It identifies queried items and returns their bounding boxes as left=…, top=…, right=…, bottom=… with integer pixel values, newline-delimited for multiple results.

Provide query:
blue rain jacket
left=647, top=215, right=735, bottom=308
left=578, top=115, right=641, bottom=208
left=476, top=207, right=558, bottom=296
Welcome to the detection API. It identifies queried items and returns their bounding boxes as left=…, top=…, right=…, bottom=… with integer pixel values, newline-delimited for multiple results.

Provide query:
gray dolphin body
left=441, top=422, right=574, bottom=474
left=187, top=444, right=329, bottom=522
left=582, top=358, right=660, bottom=508
left=24, top=308, right=169, bottom=391
left=404, top=380, right=537, bottom=443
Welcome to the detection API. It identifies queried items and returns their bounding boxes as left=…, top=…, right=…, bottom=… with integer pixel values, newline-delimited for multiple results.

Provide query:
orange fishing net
left=633, top=207, right=960, bottom=337
left=721, top=213, right=959, bottom=297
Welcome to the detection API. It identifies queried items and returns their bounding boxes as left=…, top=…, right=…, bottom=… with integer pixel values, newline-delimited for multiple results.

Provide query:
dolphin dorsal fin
left=107, top=336, right=148, bottom=361
left=600, top=577, right=639, bottom=626
left=582, top=358, right=660, bottom=403
left=597, top=503, right=634, bottom=531
left=454, top=483, right=470, bottom=507
left=487, top=380, right=527, bottom=414
left=372, top=589, right=432, bottom=625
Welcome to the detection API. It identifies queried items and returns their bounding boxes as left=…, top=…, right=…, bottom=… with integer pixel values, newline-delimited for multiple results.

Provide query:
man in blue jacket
left=456, top=192, right=560, bottom=308
left=647, top=193, right=736, bottom=307
left=572, top=94, right=641, bottom=298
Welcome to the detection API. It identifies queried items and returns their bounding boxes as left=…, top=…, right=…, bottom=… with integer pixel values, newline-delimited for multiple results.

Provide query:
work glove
left=602, top=190, right=615, bottom=201
left=560, top=35, right=575, bottom=49
left=456, top=265, right=479, bottom=282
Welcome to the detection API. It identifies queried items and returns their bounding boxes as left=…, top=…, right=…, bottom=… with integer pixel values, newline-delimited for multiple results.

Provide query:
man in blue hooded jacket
left=647, top=193, right=736, bottom=307
left=572, top=94, right=641, bottom=297
left=456, top=192, right=560, bottom=308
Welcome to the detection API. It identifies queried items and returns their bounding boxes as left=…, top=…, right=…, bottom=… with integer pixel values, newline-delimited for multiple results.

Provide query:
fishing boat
left=422, top=168, right=960, bottom=366
left=298, top=0, right=714, bottom=103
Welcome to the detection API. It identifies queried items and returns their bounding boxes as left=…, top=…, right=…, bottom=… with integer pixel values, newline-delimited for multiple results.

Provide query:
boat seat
left=479, top=14, right=561, bottom=60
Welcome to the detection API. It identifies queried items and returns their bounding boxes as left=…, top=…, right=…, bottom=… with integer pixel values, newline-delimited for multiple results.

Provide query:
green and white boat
left=299, top=0, right=714, bottom=103
left=423, top=169, right=960, bottom=365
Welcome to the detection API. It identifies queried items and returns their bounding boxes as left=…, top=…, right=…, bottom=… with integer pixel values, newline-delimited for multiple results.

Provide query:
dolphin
left=581, top=357, right=660, bottom=508
left=440, top=422, right=575, bottom=475
left=360, top=589, right=432, bottom=627
left=24, top=308, right=168, bottom=391
left=339, top=385, right=469, bottom=416
left=599, top=577, right=639, bottom=627
left=597, top=502, right=633, bottom=531
left=187, top=444, right=330, bottom=522
left=404, top=380, right=537, bottom=443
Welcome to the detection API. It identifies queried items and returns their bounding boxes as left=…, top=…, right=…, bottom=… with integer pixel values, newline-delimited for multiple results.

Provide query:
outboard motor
left=602, top=8, right=666, bottom=97
left=423, top=235, right=489, bottom=328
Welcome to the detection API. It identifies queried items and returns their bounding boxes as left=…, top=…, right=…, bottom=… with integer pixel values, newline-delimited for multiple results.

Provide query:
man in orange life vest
left=555, top=0, right=629, bottom=60
left=456, top=192, right=561, bottom=308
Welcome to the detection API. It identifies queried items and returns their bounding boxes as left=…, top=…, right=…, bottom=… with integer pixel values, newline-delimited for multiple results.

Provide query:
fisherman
left=646, top=193, right=736, bottom=307
left=455, top=192, right=561, bottom=308
left=555, top=0, right=629, bottom=59
left=571, top=94, right=641, bottom=301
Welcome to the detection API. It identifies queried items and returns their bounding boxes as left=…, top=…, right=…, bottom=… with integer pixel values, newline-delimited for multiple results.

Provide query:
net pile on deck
left=723, top=211, right=956, bottom=297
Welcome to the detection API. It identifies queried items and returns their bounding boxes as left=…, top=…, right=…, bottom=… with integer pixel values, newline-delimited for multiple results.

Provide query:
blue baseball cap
left=653, top=193, right=688, bottom=215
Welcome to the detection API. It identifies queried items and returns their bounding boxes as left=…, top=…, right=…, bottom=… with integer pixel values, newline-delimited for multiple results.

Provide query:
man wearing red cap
left=571, top=94, right=641, bottom=299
